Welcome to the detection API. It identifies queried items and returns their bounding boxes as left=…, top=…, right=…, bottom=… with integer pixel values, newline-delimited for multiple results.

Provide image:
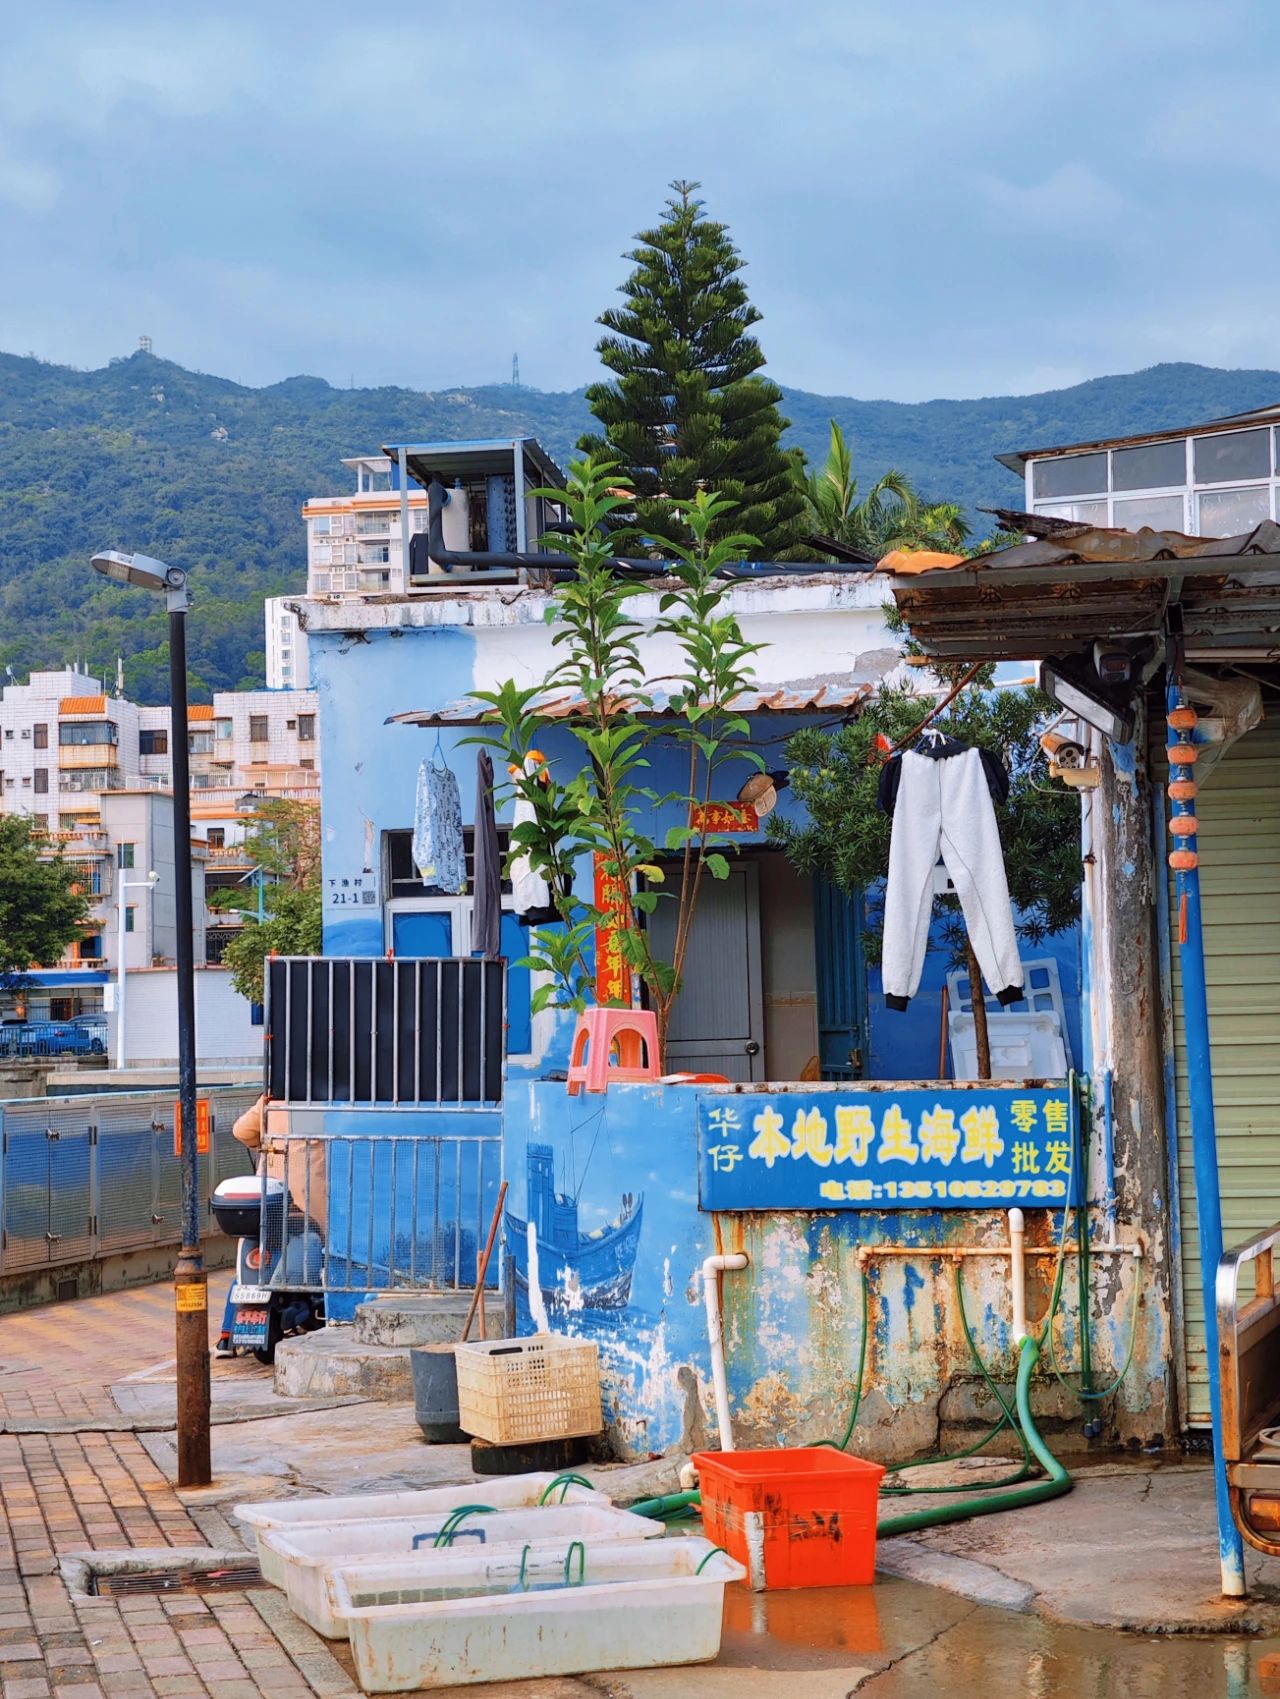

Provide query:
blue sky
left=2, top=0, right=1278, bottom=402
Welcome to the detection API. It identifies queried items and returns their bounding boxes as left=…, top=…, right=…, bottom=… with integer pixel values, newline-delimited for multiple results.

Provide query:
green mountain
left=2, top=350, right=1277, bottom=701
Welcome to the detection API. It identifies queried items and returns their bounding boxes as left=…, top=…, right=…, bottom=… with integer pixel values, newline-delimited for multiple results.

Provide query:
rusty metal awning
left=386, top=672, right=883, bottom=728
left=886, top=521, right=1280, bottom=662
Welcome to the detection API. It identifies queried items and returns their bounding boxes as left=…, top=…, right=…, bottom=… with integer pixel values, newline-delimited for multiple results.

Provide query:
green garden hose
left=878, top=1335, right=1071, bottom=1537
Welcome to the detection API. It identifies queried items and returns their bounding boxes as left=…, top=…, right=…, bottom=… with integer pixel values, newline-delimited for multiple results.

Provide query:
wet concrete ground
left=8, top=1281, right=1280, bottom=1696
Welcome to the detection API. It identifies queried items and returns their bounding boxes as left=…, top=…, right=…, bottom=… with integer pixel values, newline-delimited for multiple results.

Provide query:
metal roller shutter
left=1168, top=719, right=1280, bottom=1423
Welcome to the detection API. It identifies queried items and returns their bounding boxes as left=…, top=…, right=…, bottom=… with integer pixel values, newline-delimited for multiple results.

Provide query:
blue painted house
left=276, top=438, right=1109, bottom=1462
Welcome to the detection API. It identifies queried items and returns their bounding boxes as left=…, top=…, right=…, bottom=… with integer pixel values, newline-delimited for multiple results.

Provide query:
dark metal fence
left=0, top=1086, right=258, bottom=1276
left=265, top=957, right=506, bottom=1106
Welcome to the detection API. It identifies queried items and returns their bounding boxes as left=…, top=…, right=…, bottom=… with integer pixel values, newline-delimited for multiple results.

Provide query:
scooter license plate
left=231, top=1284, right=272, bottom=1305
left=232, top=1308, right=270, bottom=1347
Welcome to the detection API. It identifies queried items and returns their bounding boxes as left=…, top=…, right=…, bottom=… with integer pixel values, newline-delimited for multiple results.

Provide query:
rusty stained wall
left=508, top=1078, right=1167, bottom=1464
left=720, top=1205, right=1155, bottom=1460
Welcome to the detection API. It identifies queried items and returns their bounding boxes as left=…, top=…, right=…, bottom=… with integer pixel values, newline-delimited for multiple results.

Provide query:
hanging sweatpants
left=881, top=748, right=1023, bottom=1011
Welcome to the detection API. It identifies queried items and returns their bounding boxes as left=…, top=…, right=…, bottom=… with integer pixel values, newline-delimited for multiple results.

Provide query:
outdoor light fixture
left=1039, top=653, right=1136, bottom=745
left=90, top=544, right=207, bottom=1487
left=92, top=551, right=188, bottom=604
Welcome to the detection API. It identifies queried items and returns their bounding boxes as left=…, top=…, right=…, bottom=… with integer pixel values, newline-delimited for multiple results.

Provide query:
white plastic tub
left=234, top=1473, right=608, bottom=1590
left=264, top=1503, right=661, bottom=1639
left=331, top=1537, right=745, bottom=1691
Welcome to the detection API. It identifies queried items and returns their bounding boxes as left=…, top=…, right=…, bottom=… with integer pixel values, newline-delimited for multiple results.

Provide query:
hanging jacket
left=412, top=756, right=466, bottom=894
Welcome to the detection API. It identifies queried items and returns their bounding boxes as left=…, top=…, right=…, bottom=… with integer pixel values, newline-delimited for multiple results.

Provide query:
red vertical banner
left=593, top=852, right=634, bottom=1007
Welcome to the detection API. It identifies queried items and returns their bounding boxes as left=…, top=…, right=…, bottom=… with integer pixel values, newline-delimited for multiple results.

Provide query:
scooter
left=212, top=1167, right=325, bottom=1364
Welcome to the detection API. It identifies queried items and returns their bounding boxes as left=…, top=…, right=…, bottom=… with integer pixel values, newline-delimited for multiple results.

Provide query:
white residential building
left=0, top=668, right=319, bottom=1037
left=265, top=596, right=310, bottom=688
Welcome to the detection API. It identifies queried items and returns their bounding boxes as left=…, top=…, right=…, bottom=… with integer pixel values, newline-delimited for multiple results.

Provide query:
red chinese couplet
left=690, top=801, right=759, bottom=833
left=593, top=852, right=634, bottom=1006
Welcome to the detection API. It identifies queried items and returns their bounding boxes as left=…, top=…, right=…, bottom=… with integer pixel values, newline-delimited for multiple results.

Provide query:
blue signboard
left=698, top=1086, right=1078, bottom=1212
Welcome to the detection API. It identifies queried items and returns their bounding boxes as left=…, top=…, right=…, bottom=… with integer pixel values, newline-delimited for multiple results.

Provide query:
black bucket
left=411, top=1344, right=467, bottom=1444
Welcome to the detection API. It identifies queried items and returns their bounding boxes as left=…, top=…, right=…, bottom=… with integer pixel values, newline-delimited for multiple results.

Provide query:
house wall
left=299, top=588, right=1161, bottom=1455
left=505, top=1076, right=1157, bottom=1461
left=109, top=967, right=259, bottom=1066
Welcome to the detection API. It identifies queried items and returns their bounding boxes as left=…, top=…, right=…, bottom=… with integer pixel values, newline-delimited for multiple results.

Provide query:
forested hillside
left=2, top=349, right=1276, bottom=700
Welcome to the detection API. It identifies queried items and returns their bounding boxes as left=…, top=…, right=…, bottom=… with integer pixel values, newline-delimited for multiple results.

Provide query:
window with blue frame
left=385, top=830, right=532, bottom=1054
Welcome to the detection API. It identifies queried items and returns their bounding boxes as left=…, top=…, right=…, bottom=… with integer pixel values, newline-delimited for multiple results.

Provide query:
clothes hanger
left=430, top=727, right=450, bottom=772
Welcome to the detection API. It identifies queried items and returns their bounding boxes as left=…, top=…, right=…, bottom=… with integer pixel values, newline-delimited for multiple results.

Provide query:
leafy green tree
left=580, top=181, right=808, bottom=558
left=473, top=456, right=764, bottom=1059
left=214, top=801, right=321, bottom=1002
left=805, top=420, right=972, bottom=558
left=221, top=887, right=322, bottom=1006
left=769, top=673, right=1080, bottom=1076
left=0, top=818, right=90, bottom=981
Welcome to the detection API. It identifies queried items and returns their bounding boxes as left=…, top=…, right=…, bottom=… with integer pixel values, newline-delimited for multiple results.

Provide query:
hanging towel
left=511, top=756, right=556, bottom=925
left=412, top=753, right=466, bottom=894
left=472, top=749, right=502, bottom=960
left=878, top=743, right=1023, bottom=1012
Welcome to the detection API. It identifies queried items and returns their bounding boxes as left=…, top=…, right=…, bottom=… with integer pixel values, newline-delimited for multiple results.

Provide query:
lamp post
left=115, top=868, right=159, bottom=1069
left=91, top=550, right=210, bottom=1488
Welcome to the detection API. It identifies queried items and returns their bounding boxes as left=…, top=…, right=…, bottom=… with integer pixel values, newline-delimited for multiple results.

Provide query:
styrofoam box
left=331, top=1537, right=746, bottom=1691
left=234, top=1474, right=609, bottom=1591
left=265, top=1504, right=661, bottom=1639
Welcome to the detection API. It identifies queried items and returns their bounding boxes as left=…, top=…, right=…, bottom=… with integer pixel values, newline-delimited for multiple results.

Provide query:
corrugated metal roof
left=387, top=672, right=882, bottom=728
left=882, top=519, right=1280, bottom=577
left=58, top=695, right=106, bottom=715
left=188, top=704, right=215, bottom=722
left=888, top=522, right=1280, bottom=663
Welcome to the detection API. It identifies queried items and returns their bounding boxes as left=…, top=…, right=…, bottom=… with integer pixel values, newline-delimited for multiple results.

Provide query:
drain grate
left=92, top=1563, right=263, bottom=1597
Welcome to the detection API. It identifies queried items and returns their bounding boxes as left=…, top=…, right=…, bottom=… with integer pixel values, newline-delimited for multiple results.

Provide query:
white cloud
left=975, top=164, right=1127, bottom=236
left=0, top=152, right=60, bottom=214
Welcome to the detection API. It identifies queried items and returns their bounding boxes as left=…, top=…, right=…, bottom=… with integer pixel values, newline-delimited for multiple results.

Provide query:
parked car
left=0, top=1020, right=103, bottom=1057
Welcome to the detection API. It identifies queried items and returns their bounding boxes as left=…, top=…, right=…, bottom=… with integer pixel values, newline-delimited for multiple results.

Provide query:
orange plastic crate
left=692, top=1447, right=885, bottom=1591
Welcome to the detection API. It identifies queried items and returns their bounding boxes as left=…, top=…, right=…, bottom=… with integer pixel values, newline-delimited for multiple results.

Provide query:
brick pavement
left=0, top=1280, right=235, bottom=1427
left=0, top=1284, right=363, bottom=1699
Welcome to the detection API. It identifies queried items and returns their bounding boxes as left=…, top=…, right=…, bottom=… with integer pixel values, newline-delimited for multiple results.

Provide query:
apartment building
left=0, top=670, right=319, bottom=819
left=265, top=595, right=310, bottom=689
left=0, top=667, right=319, bottom=1040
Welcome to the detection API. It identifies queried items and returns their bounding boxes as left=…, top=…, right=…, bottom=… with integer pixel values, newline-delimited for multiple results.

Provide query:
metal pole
left=116, top=873, right=128, bottom=1070
left=169, top=584, right=210, bottom=1487
left=1167, top=678, right=1245, bottom=1597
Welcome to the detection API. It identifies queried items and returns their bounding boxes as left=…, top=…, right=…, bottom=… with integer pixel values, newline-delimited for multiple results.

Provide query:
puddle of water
left=717, top=1575, right=1280, bottom=1694
left=720, top=1575, right=972, bottom=1671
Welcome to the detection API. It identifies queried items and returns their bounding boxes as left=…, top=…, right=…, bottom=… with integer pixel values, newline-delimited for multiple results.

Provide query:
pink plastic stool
left=566, top=1008, right=662, bottom=1095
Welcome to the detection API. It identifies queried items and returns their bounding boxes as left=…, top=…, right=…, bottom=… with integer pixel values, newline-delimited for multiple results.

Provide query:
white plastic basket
left=234, top=1473, right=608, bottom=1590
left=331, top=1537, right=745, bottom=1691
left=264, top=1503, right=660, bottom=1639
left=453, top=1333, right=602, bottom=1444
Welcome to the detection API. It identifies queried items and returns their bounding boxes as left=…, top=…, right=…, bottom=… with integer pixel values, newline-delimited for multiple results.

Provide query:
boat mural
left=506, top=1142, right=643, bottom=1312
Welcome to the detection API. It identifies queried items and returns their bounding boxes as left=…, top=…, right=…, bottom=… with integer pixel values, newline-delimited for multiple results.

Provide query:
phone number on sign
left=818, top=1176, right=1070, bottom=1203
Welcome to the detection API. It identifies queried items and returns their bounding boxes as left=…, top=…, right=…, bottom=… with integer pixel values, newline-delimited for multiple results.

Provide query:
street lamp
left=116, top=868, right=159, bottom=1068
left=91, top=548, right=210, bottom=1488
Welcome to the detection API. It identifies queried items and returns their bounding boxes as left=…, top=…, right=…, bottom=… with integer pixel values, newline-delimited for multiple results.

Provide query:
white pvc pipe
left=1009, top=1208, right=1027, bottom=1344
left=703, top=1252, right=748, bottom=1450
